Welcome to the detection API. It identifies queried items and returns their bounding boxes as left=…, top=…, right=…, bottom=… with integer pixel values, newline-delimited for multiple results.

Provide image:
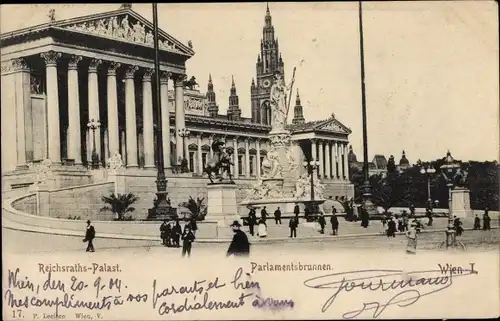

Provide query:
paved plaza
left=4, top=218, right=499, bottom=255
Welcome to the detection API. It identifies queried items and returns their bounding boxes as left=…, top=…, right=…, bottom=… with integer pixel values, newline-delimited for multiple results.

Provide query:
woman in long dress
left=257, top=218, right=267, bottom=238
left=405, top=222, right=419, bottom=254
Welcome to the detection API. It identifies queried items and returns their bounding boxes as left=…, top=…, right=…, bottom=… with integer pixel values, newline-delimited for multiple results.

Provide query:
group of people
left=160, top=218, right=197, bottom=257
left=473, top=209, right=492, bottom=230
left=245, top=204, right=341, bottom=238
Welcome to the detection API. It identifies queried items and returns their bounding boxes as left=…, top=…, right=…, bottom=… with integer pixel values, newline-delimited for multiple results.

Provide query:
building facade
left=1, top=4, right=354, bottom=209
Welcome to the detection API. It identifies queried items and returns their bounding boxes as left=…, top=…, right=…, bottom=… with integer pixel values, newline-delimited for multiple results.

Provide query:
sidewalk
left=4, top=213, right=496, bottom=244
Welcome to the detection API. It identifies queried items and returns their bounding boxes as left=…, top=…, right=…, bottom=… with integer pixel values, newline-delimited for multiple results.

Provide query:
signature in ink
left=303, top=265, right=478, bottom=319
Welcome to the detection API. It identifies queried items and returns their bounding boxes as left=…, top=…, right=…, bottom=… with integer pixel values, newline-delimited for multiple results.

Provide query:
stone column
left=88, top=59, right=102, bottom=162
left=256, top=139, right=261, bottom=177
left=184, top=135, right=190, bottom=165
left=325, top=141, right=331, bottom=179
left=209, top=135, right=214, bottom=157
left=67, top=55, right=83, bottom=164
left=318, top=140, right=324, bottom=177
left=245, top=138, right=250, bottom=177
left=107, top=61, right=121, bottom=160
left=342, top=143, right=348, bottom=180
left=142, top=68, right=155, bottom=168
left=160, top=72, right=171, bottom=169
left=233, top=137, right=239, bottom=178
left=197, top=134, right=203, bottom=174
left=40, top=51, right=62, bottom=164
left=174, top=74, right=185, bottom=164
left=125, top=66, right=139, bottom=168
left=331, top=141, right=336, bottom=180
left=333, top=141, right=339, bottom=179
left=12, top=58, right=30, bottom=168
left=339, top=143, right=345, bottom=180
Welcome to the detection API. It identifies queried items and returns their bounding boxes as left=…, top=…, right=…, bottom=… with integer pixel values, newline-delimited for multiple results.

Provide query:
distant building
left=348, top=148, right=412, bottom=180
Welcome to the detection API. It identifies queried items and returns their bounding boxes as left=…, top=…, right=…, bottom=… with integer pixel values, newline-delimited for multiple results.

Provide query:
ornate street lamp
left=439, top=150, right=464, bottom=250
left=420, top=165, right=436, bottom=209
left=87, top=118, right=101, bottom=169
left=177, top=128, right=191, bottom=160
left=303, top=159, right=320, bottom=214
left=148, top=3, right=173, bottom=220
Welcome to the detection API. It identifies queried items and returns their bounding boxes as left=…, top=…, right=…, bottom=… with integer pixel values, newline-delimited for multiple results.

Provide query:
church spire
left=206, top=73, right=218, bottom=117
left=292, top=89, right=305, bottom=125
left=228, top=76, right=241, bottom=121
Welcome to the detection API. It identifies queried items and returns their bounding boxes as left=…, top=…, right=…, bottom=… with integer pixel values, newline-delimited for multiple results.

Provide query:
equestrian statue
left=204, top=140, right=235, bottom=184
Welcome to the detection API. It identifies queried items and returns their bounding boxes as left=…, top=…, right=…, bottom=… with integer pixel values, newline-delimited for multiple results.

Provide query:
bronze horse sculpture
left=204, top=140, right=234, bottom=183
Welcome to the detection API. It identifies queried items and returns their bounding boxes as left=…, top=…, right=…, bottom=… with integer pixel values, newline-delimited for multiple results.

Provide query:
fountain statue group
left=203, top=70, right=325, bottom=204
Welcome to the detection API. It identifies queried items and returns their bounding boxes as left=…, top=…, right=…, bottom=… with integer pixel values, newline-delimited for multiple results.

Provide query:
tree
left=100, top=193, right=139, bottom=220
left=179, top=196, right=207, bottom=221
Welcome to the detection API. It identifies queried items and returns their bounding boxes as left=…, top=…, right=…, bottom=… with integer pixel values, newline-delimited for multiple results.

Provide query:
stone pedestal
left=206, top=183, right=241, bottom=227
left=451, top=188, right=473, bottom=218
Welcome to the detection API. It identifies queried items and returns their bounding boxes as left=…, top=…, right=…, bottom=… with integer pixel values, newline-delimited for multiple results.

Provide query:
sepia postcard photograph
left=1, top=1, right=499, bottom=320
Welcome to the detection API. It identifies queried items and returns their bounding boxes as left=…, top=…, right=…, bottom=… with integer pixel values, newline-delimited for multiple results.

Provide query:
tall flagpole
left=358, top=0, right=376, bottom=217
left=148, top=3, right=173, bottom=220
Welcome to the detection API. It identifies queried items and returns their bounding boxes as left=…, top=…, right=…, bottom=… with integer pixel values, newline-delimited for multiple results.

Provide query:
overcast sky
left=1, top=2, right=498, bottom=163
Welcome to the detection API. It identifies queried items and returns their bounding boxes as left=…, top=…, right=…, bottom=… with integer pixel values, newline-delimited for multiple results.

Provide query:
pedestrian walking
left=274, top=207, right=282, bottom=224
left=405, top=222, right=419, bottom=255
left=387, top=217, right=396, bottom=237
left=330, top=214, right=339, bottom=235
left=187, top=218, right=198, bottom=236
left=83, top=220, right=96, bottom=252
left=293, top=203, right=300, bottom=217
left=172, top=220, right=182, bottom=247
left=397, top=216, right=404, bottom=232
left=409, top=204, right=416, bottom=218
left=181, top=225, right=196, bottom=257
left=248, top=208, right=257, bottom=236
left=261, top=206, right=268, bottom=222
left=426, top=208, right=433, bottom=226
left=257, top=217, right=267, bottom=238
left=483, top=210, right=491, bottom=231
left=403, top=213, right=409, bottom=231
left=160, top=220, right=168, bottom=246
left=289, top=216, right=298, bottom=238
left=473, top=214, right=481, bottom=230
left=227, top=221, right=250, bottom=257
left=454, top=217, right=464, bottom=236
left=318, top=213, right=326, bottom=234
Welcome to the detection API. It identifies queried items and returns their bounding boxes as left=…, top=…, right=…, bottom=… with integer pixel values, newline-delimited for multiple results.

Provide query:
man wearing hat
left=227, top=220, right=250, bottom=257
left=83, top=220, right=96, bottom=252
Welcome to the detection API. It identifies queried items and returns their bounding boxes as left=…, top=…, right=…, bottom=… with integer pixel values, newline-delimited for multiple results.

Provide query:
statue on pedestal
left=108, top=151, right=124, bottom=170
left=204, top=140, right=234, bottom=184
left=270, top=71, right=295, bottom=133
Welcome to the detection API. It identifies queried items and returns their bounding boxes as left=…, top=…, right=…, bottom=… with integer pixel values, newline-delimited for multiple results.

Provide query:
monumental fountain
left=240, top=71, right=326, bottom=216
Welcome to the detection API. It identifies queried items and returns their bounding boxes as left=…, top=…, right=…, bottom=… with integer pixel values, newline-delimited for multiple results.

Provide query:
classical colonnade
left=11, top=50, right=188, bottom=169
left=311, top=139, right=348, bottom=180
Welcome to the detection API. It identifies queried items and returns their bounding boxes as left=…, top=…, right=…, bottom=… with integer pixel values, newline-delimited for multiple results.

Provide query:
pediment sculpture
left=319, top=121, right=345, bottom=133
left=66, top=15, right=183, bottom=53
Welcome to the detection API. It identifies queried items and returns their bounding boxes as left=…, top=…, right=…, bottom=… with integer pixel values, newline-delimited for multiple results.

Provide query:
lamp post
left=147, top=2, right=173, bottom=220
left=358, top=0, right=376, bottom=216
left=420, top=165, right=436, bottom=209
left=87, top=118, right=100, bottom=169
left=303, top=159, right=320, bottom=214
left=177, top=128, right=191, bottom=159
left=439, top=151, right=464, bottom=250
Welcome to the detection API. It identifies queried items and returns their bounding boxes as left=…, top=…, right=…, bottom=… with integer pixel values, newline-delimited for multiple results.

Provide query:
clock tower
left=251, top=3, right=285, bottom=124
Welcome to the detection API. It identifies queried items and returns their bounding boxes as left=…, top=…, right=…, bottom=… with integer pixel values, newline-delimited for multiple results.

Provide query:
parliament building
left=1, top=4, right=354, bottom=216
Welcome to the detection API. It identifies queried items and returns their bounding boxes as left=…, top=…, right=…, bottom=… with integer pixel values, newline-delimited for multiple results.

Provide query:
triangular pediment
left=315, top=118, right=351, bottom=134
left=55, top=9, right=194, bottom=56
